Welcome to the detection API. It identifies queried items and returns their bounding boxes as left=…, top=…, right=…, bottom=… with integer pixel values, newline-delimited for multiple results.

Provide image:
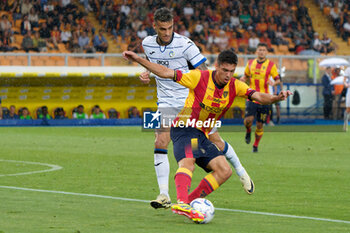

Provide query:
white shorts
left=346, top=88, right=350, bottom=108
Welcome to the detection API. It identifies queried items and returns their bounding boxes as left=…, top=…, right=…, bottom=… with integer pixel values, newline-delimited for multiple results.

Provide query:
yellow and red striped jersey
left=173, top=69, right=255, bottom=136
left=244, top=58, right=280, bottom=94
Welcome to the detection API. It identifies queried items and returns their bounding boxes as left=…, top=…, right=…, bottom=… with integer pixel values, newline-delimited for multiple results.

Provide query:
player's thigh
left=244, top=101, right=257, bottom=122
left=155, top=128, right=171, bottom=149
left=256, top=105, right=270, bottom=123
left=170, top=127, right=202, bottom=166
left=208, top=131, right=225, bottom=151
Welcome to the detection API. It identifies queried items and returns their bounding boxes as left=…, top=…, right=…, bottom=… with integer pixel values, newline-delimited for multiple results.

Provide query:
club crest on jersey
left=169, top=51, right=175, bottom=57
left=223, top=91, right=228, bottom=98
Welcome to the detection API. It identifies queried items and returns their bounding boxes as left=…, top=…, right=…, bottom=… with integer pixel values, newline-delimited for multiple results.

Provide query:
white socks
left=154, top=149, right=170, bottom=197
left=223, top=141, right=246, bottom=177
left=344, top=112, right=349, bottom=131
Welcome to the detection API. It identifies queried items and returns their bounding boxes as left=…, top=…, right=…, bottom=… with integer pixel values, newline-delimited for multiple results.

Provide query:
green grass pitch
left=0, top=127, right=349, bottom=232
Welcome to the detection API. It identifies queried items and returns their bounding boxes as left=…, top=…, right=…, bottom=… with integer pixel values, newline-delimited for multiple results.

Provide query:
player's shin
left=253, top=127, right=264, bottom=147
left=174, top=167, right=193, bottom=203
left=154, top=149, right=170, bottom=197
left=223, top=141, right=246, bottom=176
left=188, top=173, right=219, bottom=203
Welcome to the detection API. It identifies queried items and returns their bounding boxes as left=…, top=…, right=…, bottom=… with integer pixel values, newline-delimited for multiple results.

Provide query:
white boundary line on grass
left=0, top=159, right=62, bottom=177
left=0, top=185, right=349, bottom=225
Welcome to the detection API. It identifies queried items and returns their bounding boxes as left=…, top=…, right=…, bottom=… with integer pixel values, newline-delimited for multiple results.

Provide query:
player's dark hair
left=217, top=49, right=238, bottom=65
left=154, top=7, right=173, bottom=22
left=257, top=43, right=268, bottom=48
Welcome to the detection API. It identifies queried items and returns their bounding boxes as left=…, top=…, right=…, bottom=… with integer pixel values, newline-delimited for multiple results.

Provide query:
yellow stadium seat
left=278, top=45, right=289, bottom=55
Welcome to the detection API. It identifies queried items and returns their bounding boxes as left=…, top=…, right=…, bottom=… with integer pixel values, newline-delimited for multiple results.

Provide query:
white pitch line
left=0, top=185, right=349, bottom=225
left=0, top=159, right=62, bottom=177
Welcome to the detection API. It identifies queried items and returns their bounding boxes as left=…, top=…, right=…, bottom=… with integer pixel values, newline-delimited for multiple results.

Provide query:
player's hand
left=139, top=71, right=151, bottom=84
left=278, top=90, right=293, bottom=101
left=122, top=51, right=138, bottom=62
left=267, top=79, right=275, bottom=86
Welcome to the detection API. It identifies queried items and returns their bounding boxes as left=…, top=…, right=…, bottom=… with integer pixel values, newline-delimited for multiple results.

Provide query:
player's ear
left=214, top=62, right=219, bottom=70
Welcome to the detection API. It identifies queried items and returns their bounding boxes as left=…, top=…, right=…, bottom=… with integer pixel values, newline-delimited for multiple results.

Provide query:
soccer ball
left=190, top=198, right=215, bottom=224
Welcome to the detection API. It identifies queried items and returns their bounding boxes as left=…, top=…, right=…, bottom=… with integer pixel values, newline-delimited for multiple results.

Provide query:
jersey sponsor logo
left=169, top=51, right=175, bottom=57
left=157, top=60, right=169, bottom=67
left=206, top=95, right=227, bottom=104
left=199, top=102, right=225, bottom=114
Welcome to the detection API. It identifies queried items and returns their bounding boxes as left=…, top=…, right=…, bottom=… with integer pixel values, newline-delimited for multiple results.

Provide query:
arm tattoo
left=196, top=62, right=208, bottom=70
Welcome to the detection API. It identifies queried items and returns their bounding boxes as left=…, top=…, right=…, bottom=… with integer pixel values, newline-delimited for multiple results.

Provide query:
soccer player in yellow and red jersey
left=241, top=43, right=281, bottom=152
left=123, top=49, right=291, bottom=223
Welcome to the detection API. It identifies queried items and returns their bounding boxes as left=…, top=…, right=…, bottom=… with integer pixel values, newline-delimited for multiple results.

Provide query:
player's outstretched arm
left=123, top=51, right=175, bottom=79
left=251, top=90, right=293, bottom=105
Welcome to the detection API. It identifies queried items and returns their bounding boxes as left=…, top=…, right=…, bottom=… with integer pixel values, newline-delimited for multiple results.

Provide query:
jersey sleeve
left=271, top=63, right=280, bottom=80
left=173, top=69, right=201, bottom=89
left=183, top=38, right=207, bottom=68
left=235, top=79, right=256, bottom=100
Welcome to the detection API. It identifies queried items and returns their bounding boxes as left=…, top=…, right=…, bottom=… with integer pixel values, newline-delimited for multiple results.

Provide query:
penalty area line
left=0, top=185, right=349, bottom=225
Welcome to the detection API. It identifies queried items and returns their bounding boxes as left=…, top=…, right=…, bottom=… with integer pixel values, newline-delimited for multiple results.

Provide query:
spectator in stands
left=321, top=32, right=337, bottom=54
left=260, top=32, right=274, bottom=53
left=69, top=33, right=80, bottom=53
left=54, top=107, right=67, bottom=119
left=22, top=31, right=38, bottom=52
left=1, top=30, right=18, bottom=52
left=128, top=106, right=140, bottom=118
left=312, top=32, right=324, bottom=53
left=248, top=32, right=260, bottom=54
left=93, top=29, right=108, bottom=53
left=33, top=31, right=47, bottom=52
left=136, top=24, right=148, bottom=39
left=342, top=18, right=350, bottom=40
left=28, top=7, right=39, bottom=28
left=38, top=106, right=52, bottom=119
left=50, top=25, right=60, bottom=50
left=43, top=0, right=55, bottom=14
left=21, top=0, right=33, bottom=16
left=90, top=105, right=106, bottom=119
left=127, top=34, right=142, bottom=53
left=0, top=15, right=13, bottom=35
left=19, top=107, right=32, bottom=120
left=108, top=108, right=120, bottom=119
left=322, top=67, right=334, bottom=120
left=9, top=1, right=21, bottom=27
left=3, top=105, right=19, bottom=119
left=78, top=31, right=94, bottom=53
left=61, top=24, right=72, bottom=45
left=39, top=22, right=51, bottom=39
left=213, top=30, right=229, bottom=52
left=73, top=105, right=88, bottom=119
left=20, top=14, right=31, bottom=35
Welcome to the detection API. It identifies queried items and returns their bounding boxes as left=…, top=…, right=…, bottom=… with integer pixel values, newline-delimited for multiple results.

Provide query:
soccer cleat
left=150, top=194, right=171, bottom=209
left=252, top=146, right=258, bottom=153
left=239, top=172, right=255, bottom=195
left=245, top=132, right=251, bottom=144
left=171, top=203, right=205, bottom=223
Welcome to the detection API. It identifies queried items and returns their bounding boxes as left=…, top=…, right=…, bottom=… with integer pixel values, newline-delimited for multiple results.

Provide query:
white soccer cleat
left=239, top=172, right=255, bottom=195
left=150, top=194, right=171, bottom=209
